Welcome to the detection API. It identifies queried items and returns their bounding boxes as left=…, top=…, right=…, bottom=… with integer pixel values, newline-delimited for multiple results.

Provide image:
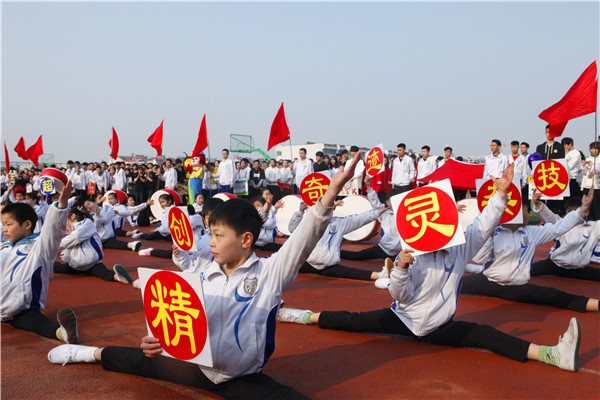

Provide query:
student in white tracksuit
left=288, top=202, right=387, bottom=281
left=132, top=194, right=173, bottom=241
left=1, top=183, right=78, bottom=343
left=124, top=196, right=152, bottom=228
left=531, top=197, right=600, bottom=282
left=25, top=193, right=50, bottom=234
left=140, top=205, right=205, bottom=259
left=47, top=153, right=364, bottom=399
left=461, top=190, right=599, bottom=312
left=278, top=164, right=589, bottom=371
left=252, top=197, right=283, bottom=252
left=83, top=200, right=141, bottom=252
left=340, top=181, right=402, bottom=260
left=53, top=208, right=125, bottom=283
left=530, top=197, right=600, bottom=281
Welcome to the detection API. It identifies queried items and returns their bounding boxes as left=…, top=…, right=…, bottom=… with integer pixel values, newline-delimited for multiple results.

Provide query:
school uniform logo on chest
left=243, top=276, right=258, bottom=296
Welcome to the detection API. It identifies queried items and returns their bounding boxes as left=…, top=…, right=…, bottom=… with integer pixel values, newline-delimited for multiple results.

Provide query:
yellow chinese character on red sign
left=404, top=191, right=455, bottom=244
left=300, top=173, right=331, bottom=205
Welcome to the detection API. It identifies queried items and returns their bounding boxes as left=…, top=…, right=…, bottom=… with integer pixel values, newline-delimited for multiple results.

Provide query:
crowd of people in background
left=3, top=125, right=600, bottom=220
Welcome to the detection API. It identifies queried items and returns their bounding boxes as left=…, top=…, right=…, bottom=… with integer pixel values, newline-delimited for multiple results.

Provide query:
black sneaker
left=57, top=308, right=79, bottom=344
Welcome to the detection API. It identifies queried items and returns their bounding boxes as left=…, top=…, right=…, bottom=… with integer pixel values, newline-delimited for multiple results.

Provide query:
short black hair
left=511, top=141, right=519, bottom=146
left=546, top=124, right=551, bottom=130
left=299, top=147, right=307, bottom=153
left=444, top=146, right=452, bottom=152
left=209, top=199, right=263, bottom=245
left=350, top=145, right=359, bottom=153
left=158, top=194, right=174, bottom=205
left=421, top=145, right=430, bottom=151
left=521, top=142, right=529, bottom=148
left=222, top=148, right=230, bottom=154
left=561, top=137, right=573, bottom=146
left=589, top=141, right=600, bottom=150
left=26, top=192, right=38, bottom=201
left=397, top=143, right=406, bottom=149
left=315, top=151, right=324, bottom=158
left=186, top=204, right=196, bottom=216
left=201, top=197, right=224, bottom=218
left=1, top=202, right=38, bottom=232
left=491, top=139, right=502, bottom=146
left=340, top=149, right=349, bottom=156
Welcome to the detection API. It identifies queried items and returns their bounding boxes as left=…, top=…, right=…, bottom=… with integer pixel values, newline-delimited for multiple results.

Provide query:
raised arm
left=265, top=152, right=362, bottom=291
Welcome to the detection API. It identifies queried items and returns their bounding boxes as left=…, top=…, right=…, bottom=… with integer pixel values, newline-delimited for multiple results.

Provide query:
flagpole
left=288, top=136, right=294, bottom=194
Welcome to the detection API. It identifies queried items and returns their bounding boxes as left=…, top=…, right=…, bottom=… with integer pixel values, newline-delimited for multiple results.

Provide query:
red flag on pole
left=539, top=60, right=598, bottom=138
left=25, top=135, right=44, bottom=167
left=192, top=114, right=208, bottom=157
left=14, top=137, right=27, bottom=159
left=268, top=102, right=291, bottom=150
left=109, top=127, right=120, bottom=160
left=4, top=142, right=10, bottom=173
left=147, top=120, right=164, bottom=156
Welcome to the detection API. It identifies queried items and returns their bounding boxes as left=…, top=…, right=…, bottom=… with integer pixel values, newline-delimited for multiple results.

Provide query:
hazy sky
left=2, top=2, right=599, bottom=163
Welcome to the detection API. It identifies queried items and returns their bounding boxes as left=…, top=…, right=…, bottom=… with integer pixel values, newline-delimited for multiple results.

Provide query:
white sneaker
left=126, top=229, right=140, bottom=237
left=132, top=279, right=141, bottom=289
left=374, top=277, right=390, bottom=289
left=132, top=233, right=143, bottom=239
left=277, top=307, right=312, bottom=324
left=138, top=248, right=154, bottom=256
left=554, top=317, right=581, bottom=371
left=48, top=344, right=98, bottom=366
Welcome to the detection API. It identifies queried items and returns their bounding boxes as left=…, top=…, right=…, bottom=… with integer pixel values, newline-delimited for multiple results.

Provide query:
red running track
left=2, top=230, right=599, bottom=399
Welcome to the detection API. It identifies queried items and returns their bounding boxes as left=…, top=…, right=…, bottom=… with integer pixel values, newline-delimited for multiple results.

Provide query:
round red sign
left=476, top=179, right=522, bottom=224
left=300, top=172, right=331, bottom=206
left=366, top=147, right=385, bottom=177
left=143, top=270, right=208, bottom=360
left=168, top=207, right=195, bottom=252
left=533, top=160, right=569, bottom=197
left=396, top=186, right=458, bottom=252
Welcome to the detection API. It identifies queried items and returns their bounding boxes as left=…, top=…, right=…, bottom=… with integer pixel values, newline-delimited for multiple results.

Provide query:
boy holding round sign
left=47, top=152, right=365, bottom=399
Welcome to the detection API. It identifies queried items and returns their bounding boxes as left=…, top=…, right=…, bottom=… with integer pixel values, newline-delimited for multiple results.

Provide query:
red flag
left=539, top=60, right=598, bottom=137
left=192, top=114, right=208, bottom=157
left=268, top=103, right=291, bottom=150
left=25, top=135, right=44, bottom=167
left=14, top=137, right=27, bottom=159
left=417, top=158, right=484, bottom=191
left=4, top=142, right=10, bottom=173
left=109, top=127, right=120, bottom=160
left=147, top=120, right=164, bottom=156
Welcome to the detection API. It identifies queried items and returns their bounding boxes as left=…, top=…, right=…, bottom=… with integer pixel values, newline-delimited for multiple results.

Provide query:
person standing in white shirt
left=391, top=143, right=416, bottom=193
left=581, top=141, right=600, bottom=221
left=416, top=145, right=437, bottom=187
left=349, top=146, right=365, bottom=193
left=160, top=159, right=178, bottom=190
left=508, top=140, right=530, bottom=205
left=265, top=159, right=281, bottom=200
left=436, top=146, right=454, bottom=169
left=216, top=149, right=235, bottom=193
left=483, top=139, right=509, bottom=179
left=562, top=137, right=582, bottom=197
left=113, top=162, right=127, bottom=192
left=71, top=164, right=87, bottom=200
left=278, top=159, right=293, bottom=196
left=292, top=148, right=313, bottom=194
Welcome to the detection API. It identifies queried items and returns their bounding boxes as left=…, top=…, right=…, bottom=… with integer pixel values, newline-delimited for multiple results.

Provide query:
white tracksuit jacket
left=534, top=202, right=600, bottom=269
left=92, top=205, right=116, bottom=241
left=1, top=203, right=68, bottom=320
left=288, top=208, right=379, bottom=269
left=472, top=209, right=584, bottom=285
left=172, top=198, right=333, bottom=384
left=125, top=203, right=148, bottom=227
left=255, top=208, right=277, bottom=247
left=388, top=193, right=506, bottom=337
left=33, top=203, right=50, bottom=234
left=172, top=230, right=213, bottom=275
left=366, top=188, right=402, bottom=255
left=59, top=218, right=104, bottom=270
